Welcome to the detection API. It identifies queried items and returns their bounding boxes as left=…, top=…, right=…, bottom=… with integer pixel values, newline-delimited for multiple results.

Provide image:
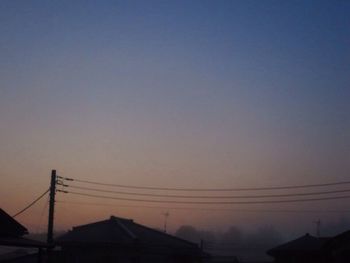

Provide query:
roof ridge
left=130, top=221, right=199, bottom=247
left=72, top=219, right=109, bottom=230
left=111, top=216, right=137, bottom=240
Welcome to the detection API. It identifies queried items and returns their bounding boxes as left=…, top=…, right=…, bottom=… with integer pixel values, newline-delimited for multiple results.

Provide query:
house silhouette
left=267, top=231, right=350, bottom=263
left=56, top=215, right=205, bottom=263
left=0, top=208, right=49, bottom=262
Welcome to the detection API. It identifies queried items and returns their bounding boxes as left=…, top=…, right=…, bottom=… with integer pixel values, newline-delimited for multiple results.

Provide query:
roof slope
left=325, top=229, right=350, bottom=251
left=267, top=234, right=330, bottom=256
left=57, top=215, right=199, bottom=251
left=0, top=209, right=28, bottom=237
left=0, top=209, right=49, bottom=248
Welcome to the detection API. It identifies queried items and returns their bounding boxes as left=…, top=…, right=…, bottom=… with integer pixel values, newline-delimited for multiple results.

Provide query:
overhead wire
left=56, top=200, right=350, bottom=213
left=58, top=176, right=350, bottom=192
left=58, top=190, right=350, bottom=205
left=62, top=184, right=350, bottom=199
left=13, top=189, right=50, bottom=218
left=34, top=194, right=50, bottom=233
left=55, top=176, right=350, bottom=220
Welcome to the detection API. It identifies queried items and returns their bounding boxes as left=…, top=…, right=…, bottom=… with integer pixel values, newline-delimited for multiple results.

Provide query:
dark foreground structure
left=0, top=208, right=49, bottom=263
left=267, top=231, right=350, bottom=263
left=267, top=233, right=330, bottom=263
left=56, top=215, right=204, bottom=263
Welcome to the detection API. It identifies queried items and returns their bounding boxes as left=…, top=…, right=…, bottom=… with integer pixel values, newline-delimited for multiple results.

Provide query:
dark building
left=0, top=208, right=28, bottom=237
left=56, top=215, right=204, bottom=263
left=267, top=233, right=330, bottom=263
left=0, top=208, right=49, bottom=263
left=325, top=230, right=350, bottom=263
left=267, top=230, right=350, bottom=263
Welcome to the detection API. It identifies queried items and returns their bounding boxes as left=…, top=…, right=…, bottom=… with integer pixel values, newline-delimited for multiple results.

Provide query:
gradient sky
left=0, top=0, right=349, bottom=236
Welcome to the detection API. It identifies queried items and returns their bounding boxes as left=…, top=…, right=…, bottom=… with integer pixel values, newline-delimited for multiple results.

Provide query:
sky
left=0, top=0, right=349, bottom=237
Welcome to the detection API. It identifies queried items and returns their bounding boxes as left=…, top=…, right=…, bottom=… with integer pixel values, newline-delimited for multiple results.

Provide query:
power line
left=34, top=195, right=50, bottom=233
left=13, top=189, right=50, bottom=218
left=59, top=176, right=350, bottom=192
left=62, top=184, right=350, bottom=199
left=56, top=200, right=350, bottom=213
left=58, top=190, right=350, bottom=205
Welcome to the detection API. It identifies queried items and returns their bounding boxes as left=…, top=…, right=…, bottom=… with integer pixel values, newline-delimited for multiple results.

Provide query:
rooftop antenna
left=314, top=219, right=321, bottom=237
left=162, top=211, right=170, bottom=233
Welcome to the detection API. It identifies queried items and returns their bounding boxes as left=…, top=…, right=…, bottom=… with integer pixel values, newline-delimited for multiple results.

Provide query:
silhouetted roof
left=0, top=208, right=49, bottom=248
left=57, top=215, right=200, bottom=253
left=267, top=233, right=330, bottom=256
left=0, top=209, right=28, bottom=237
left=325, top=229, right=350, bottom=251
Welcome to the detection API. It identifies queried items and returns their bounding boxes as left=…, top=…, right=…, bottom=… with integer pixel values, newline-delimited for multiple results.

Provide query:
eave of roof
left=0, top=236, right=51, bottom=248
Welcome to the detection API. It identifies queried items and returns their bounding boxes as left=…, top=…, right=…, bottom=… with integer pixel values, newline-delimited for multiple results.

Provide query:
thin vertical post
left=47, top=170, right=56, bottom=245
left=163, top=211, right=169, bottom=233
left=316, top=220, right=321, bottom=237
left=313, top=219, right=321, bottom=237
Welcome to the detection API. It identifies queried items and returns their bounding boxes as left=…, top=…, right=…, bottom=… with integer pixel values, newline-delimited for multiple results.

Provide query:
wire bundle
left=56, top=176, right=350, bottom=205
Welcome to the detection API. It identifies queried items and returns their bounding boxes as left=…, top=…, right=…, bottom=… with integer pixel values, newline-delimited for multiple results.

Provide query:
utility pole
left=47, top=170, right=57, bottom=245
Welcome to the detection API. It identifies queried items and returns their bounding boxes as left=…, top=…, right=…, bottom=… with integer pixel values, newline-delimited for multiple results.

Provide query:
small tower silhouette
left=162, top=211, right=170, bottom=233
